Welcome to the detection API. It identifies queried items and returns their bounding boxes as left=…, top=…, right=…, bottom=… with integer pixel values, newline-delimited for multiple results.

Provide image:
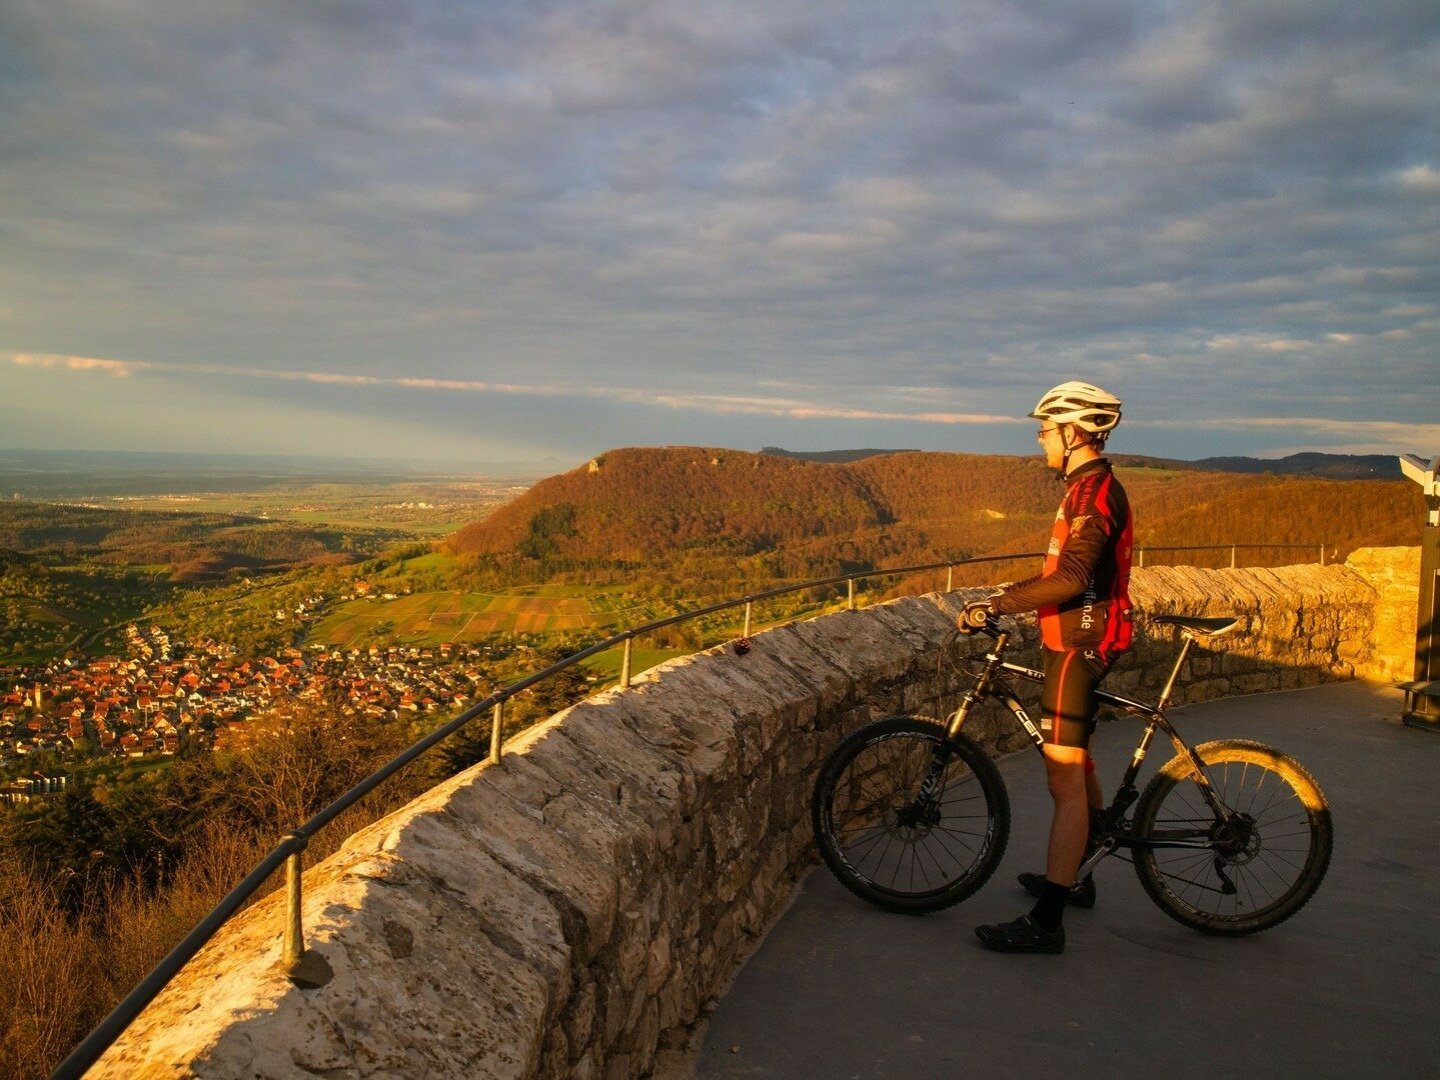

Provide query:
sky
left=2, top=0, right=1438, bottom=468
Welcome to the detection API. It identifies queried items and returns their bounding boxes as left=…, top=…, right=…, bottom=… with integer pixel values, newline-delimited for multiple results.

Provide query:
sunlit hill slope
left=445, top=447, right=1424, bottom=587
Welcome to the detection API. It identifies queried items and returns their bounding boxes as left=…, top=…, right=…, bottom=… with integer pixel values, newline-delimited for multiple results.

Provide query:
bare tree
left=222, top=698, right=417, bottom=835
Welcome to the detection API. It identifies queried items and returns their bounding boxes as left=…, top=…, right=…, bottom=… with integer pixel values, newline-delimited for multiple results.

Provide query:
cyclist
left=963, top=381, right=1133, bottom=953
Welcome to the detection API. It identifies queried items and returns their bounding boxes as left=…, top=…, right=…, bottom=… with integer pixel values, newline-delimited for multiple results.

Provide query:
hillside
left=0, top=501, right=400, bottom=578
left=767, top=448, right=1404, bottom=479
left=0, top=500, right=413, bottom=661
left=759, top=446, right=919, bottom=464
left=445, top=447, right=1073, bottom=587
left=1141, top=476, right=1422, bottom=552
left=445, top=447, right=1424, bottom=587
left=448, top=448, right=891, bottom=566
left=1184, top=452, right=1401, bottom=480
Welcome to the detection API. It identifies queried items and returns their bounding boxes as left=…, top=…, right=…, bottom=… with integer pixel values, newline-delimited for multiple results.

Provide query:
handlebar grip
left=959, top=604, right=994, bottom=633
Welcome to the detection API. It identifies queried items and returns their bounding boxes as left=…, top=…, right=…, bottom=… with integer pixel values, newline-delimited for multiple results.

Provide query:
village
left=0, top=621, right=530, bottom=805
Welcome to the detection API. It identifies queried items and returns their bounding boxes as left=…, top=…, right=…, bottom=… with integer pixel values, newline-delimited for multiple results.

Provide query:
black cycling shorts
left=1039, top=646, right=1116, bottom=749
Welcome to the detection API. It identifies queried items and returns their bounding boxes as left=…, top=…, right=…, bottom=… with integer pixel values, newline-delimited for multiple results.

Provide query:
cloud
left=1205, top=335, right=1312, bottom=353
left=1151, top=415, right=1440, bottom=452
left=1, top=350, right=1017, bottom=427
left=8, top=352, right=141, bottom=377
left=1, top=1, right=1437, bottom=459
left=13, top=348, right=1432, bottom=456
left=1396, top=164, right=1440, bottom=194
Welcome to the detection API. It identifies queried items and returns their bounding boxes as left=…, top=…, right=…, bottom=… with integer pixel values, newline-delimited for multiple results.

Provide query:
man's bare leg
left=1042, top=744, right=1090, bottom=887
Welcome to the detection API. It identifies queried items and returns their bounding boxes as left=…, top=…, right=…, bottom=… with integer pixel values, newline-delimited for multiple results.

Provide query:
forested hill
left=763, top=447, right=1402, bottom=479
left=759, top=446, right=918, bottom=463
left=1111, top=452, right=1401, bottom=480
left=445, top=447, right=1424, bottom=586
left=444, top=446, right=1058, bottom=586
left=447, top=447, right=899, bottom=563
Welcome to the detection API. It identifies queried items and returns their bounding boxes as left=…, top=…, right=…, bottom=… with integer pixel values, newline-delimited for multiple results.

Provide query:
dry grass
left=0, top=826, right=269, bottom=1080
left=1, top=875, right=102, bottom=1080
left=0, top=760, right=435, bottom=1079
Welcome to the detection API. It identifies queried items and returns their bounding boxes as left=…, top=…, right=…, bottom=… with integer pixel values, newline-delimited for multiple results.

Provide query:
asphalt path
left=697, top=681, right=1438, bottom=1080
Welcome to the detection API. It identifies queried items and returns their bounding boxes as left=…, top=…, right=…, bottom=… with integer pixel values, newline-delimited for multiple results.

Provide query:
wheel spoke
left=816, top=722, right=1008, bottom=908
left=1132, top=744, right=1330, bottom=933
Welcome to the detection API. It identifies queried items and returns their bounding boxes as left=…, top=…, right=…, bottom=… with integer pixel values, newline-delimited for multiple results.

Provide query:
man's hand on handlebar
left=958, top=599, right=997, bottom=634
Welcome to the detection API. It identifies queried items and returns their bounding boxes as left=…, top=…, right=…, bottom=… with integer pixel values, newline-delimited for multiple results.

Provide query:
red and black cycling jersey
left=991, top=458, right=1133, bottom=652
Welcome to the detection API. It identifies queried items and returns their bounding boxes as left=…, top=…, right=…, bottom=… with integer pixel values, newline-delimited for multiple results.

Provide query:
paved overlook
left=698, top=681, right=1438, bottom=1080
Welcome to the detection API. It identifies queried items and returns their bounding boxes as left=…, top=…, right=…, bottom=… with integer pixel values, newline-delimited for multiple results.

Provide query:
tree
left=439, top=646, right=591, bottom=775
left=11, top=784, right=116, bottom=909
left=220, top=696, right=417, bottom=834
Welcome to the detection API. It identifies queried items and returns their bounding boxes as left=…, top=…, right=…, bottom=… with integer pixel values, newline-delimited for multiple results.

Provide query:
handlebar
left=957, top=606, right=1002, bottom=638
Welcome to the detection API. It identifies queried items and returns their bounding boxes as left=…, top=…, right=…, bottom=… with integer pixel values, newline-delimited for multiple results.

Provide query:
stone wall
left=93, top=555, right=1416, bottom=1079
left=1343, top=546, right=1422, bottom=682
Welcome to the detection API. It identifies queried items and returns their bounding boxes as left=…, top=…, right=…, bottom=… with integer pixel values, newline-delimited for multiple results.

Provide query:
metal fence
left=50, top=541, right=1328, bottom=1078
left=1135, top=543, right=1333, bottom=568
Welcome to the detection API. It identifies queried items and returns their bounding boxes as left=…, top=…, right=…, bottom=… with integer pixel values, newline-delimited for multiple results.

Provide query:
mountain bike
left=811, top=613, right=1333, bottom=935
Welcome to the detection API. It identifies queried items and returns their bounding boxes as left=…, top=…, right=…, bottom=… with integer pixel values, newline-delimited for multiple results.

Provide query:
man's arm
left=991, top=514, right=1112, bottom=615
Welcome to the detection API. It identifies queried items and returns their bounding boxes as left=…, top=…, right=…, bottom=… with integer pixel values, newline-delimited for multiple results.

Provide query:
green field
left=303, top=575, right=820, bottom=651
left=95, top=479, right=523, bottom=536
left=582, top=644, right=695, bottom=679
left=312, top=588, right=667, bottom=645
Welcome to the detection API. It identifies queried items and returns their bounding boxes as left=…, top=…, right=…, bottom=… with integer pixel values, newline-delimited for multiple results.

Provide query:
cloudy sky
left=2, top=0, right=1438, bottom=467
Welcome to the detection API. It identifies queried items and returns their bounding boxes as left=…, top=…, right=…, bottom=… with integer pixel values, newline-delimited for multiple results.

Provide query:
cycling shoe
left=975, top=914, right=1065, bottom=954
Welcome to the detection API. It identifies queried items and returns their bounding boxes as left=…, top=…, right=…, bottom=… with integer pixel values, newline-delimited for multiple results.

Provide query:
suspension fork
left=944, top=630, right=1010, bottom=739
left=907, top=631, right=1014, bottom=807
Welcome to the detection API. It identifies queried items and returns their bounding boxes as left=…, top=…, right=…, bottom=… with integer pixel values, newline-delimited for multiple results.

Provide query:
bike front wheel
left=811, top=716, right=1010, bottom=914
left=1132, top=739, right=1333, bottom=935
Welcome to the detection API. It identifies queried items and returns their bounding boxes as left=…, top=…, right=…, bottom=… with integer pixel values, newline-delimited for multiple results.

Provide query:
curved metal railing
left=51, top=541, right=1329, bottom=1078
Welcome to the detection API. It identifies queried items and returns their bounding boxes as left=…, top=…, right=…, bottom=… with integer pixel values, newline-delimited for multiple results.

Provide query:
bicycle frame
left=943, top=626, right=1236, bottom=868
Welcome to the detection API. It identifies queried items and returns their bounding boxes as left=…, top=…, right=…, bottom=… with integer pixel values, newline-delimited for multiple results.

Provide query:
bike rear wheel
left=1132, top=739, right=1332, bottom=935
left=812, top=716, right=1009, bottom=914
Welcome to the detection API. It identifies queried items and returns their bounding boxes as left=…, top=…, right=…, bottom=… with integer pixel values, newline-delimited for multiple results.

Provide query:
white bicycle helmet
left=1029, top=380, right=1122, bottom=436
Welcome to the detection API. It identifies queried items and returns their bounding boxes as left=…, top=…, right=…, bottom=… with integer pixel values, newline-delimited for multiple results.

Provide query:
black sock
left=1029, top=880, right=1069, bottom=932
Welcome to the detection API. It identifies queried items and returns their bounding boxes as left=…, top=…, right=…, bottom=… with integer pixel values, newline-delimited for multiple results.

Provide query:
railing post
left=1319, top=545, right=1326, bottom=566
left=946, top=565, right=953, bottom=592
left=620, top=636, right=633, bottom=688
left=1138, top=547, right=1146, bottom=568
left=847, top=578, right=856, bottom=610
left=743, top=600, right=752, bottom=639
left=280, top=835, right=332, bottom=989
left=1230, top=545, right=1237, bottom=569
left=489, top=701, right=504, bottom=764
left=282, top=842, right=305, bottom=966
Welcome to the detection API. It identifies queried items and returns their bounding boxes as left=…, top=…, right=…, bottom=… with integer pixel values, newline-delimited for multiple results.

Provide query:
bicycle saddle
left=1151, top=615, right=1240, bottom=637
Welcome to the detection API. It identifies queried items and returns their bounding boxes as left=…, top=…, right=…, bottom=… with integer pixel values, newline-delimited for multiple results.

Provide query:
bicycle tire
left=1132, top=739, right=1333, bottom=935
left=811, top=716, right=1010, bottom=914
